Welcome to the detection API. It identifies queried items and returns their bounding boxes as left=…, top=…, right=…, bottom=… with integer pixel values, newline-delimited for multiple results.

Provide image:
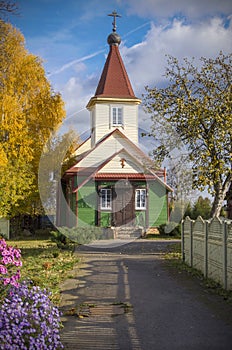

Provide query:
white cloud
left=63, top=78, right=83, bottom=115
left=125, top=0, right=232, bottom=18
left=49, top=49, right=105, bottom=76
left=73, top=62, right=86, bottom=73
left=59, top=76, right=90, bottom=134
left=120, top=16, right=232, bottom=96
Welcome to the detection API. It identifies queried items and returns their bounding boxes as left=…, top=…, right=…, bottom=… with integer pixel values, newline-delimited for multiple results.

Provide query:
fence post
left=181, top=219, right=185, bottom=262
left=204, top=220, right=208, bottom=279
left=190, top=219, right=193, bottom=268
left=222, top=221, right=228, bottom=290
left=0, top=218, right=10, bottom=239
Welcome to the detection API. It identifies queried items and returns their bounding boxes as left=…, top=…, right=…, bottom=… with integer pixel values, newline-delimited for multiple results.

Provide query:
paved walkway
left=59, top=239, right=232, bottom=350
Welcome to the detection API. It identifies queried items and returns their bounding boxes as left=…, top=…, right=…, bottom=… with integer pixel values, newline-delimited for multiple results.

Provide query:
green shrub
left=51, top=226, right=102, bottom=247
left=158, top=222, right=181, bottom=237
left=34, top=228, right=52, bottom=238
left=50, top=229, right=71, bottom=248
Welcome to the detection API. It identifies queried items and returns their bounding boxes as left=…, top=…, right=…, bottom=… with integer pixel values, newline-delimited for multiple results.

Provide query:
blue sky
left=10, top=0, right=232, bottom=137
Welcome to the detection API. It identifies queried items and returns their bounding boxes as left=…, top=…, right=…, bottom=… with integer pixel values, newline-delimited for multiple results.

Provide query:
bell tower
left=86, top=11, right=141, bottom=147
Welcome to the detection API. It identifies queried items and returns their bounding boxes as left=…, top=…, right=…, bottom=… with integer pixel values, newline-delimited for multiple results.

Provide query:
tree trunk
left=211, top=177, right=231, bottom=218
left=227, top=183, right=232, bottom=219
left=211, top=193, right=226, bottom=218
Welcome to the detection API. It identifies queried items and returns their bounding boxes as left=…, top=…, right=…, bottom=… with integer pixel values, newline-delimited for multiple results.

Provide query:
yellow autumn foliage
left=0, top=20, right=66, bottom=217
left=0, top=145, right=7, bottom=167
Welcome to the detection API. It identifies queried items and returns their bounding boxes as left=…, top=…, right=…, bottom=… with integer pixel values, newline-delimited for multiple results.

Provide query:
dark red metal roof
left=94, top=173, right=157, bottom=180
left=95, top=45, right=136, bottom=98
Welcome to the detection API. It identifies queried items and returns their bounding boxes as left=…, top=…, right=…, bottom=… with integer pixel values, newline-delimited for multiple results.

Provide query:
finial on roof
left=107, top=10, right=122, bottom=46
left=108, top=10, right=121, bottom=32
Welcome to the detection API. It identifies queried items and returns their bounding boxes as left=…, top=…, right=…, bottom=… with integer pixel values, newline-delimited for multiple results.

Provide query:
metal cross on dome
left=108, top=10, right=121, bottom=32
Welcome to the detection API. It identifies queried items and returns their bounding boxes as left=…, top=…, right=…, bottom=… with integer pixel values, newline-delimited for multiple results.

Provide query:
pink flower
left=0, top=239, right=22, bottom=288
left=0, top=265, right=7, bottom=274
left=10, top=273, right=21, bottom=285
left=0, top=239, right=7, bottom=248
left=1, top=249, right=9, bottom=256
left=10, top=281, right=20, bottom=287
left=3, top=278, right=11, bottom=285
left=14, top=270, right=21, bottom=281
left=2, top=256, right=13, bottom=264
left=13, top=248, right=21, bottom=258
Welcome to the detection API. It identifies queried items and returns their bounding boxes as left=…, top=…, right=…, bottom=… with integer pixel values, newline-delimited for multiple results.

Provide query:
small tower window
left=111, top=107, right=123, bottom=126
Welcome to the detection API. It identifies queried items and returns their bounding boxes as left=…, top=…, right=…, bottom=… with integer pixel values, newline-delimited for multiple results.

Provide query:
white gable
left=72, top=130, right=152, bottom=171
left=74, top=137, right=91, bottom=157
left=98, top=150, right=144, bottom=174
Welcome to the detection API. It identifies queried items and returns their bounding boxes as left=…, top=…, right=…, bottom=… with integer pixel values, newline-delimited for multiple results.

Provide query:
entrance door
left=113, top=181, right=135, bottom=226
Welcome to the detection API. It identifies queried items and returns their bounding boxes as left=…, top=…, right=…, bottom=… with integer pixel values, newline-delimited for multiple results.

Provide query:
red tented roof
left=95, top=45, right=136, bottom=98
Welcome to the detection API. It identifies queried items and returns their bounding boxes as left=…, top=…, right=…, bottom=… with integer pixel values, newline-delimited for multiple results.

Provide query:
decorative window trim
left=135, top=189, right=146, bottom=210
left=100, top=188, right=112, bottom=210
left=111, top=106, right=123, bottom=126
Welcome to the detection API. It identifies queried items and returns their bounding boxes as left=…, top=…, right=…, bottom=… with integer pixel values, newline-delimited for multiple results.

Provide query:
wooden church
left=57, top=12, right=172, bottom=237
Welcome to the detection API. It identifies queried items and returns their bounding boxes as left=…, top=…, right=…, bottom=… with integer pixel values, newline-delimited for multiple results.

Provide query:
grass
left=164, top=242, right=182, bottom=258
left=164, top=242, right=232, bottom=303
left=145, top=233, right=181, bottom=240
left=6, top=236, right=79, bottom=305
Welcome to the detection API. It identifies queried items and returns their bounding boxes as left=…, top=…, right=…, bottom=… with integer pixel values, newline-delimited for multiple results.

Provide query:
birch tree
left=143, top=52, right=232, bottom=217
left=0, top=21, right=65, bottom=217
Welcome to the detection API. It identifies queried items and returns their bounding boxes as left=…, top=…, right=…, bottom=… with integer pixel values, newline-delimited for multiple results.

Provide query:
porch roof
left=94, top=173, right=157, bottom=180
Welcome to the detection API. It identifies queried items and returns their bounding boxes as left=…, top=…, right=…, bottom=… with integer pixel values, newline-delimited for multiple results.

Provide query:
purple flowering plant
left=0, top=282, right=63, bottom=349
left=0, top=239, right=64, bottom=349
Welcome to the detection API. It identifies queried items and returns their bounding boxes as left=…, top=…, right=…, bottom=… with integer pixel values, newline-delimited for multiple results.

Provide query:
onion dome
left=107, top=32, right=121, bottom=46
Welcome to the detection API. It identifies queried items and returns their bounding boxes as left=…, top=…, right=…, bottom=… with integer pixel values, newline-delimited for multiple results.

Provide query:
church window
left=100, top=188, right=112, bottom=210
left=111, top=107, right=123, bottom=126
left=135, top=189, right=146, bottom=209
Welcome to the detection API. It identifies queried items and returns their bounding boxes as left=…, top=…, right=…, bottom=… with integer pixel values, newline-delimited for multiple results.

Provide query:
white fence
left=182, top=216, right=232, bottom=290
left=0, top=217, right=10, bottom=239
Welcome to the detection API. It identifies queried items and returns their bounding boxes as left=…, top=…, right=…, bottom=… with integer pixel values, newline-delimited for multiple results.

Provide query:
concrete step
left=115, top=227, right=143, bottom=239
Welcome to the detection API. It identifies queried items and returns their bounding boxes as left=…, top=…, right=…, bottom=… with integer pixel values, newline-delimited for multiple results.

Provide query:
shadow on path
left=60, top=240, right=232, bottom=350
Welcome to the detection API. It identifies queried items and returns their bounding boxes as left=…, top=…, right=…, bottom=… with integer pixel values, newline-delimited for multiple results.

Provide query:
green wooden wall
left=63, top=178, right=169, bottom=228
left=149, top=181, right=168, bottom=226
left=99, top=212, right=111, bottom=227
left=77, top=179, right=96, bottom=227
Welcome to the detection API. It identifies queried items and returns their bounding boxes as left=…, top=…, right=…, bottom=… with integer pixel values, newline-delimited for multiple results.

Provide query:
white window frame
left=100, top=188, right=112, bottom=210
left=135, top=189, right=146, bottom=210
left=111, top=106, right=123, bottom=126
